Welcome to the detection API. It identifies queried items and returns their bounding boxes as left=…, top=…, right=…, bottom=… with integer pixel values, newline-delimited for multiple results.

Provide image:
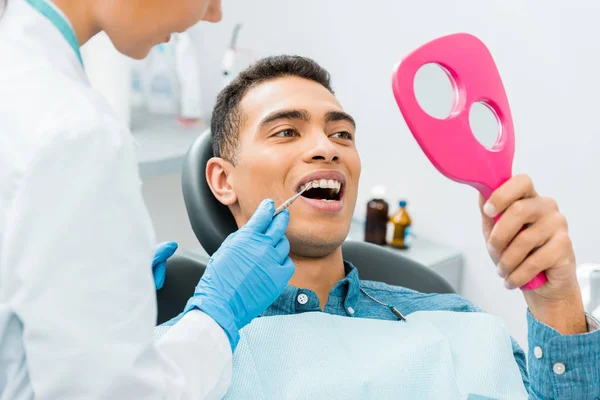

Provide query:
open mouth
left=298, top=179, right=343, bottom=202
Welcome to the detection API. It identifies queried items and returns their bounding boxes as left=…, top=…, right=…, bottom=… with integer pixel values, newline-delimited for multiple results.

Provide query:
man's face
left=214, top=76, right=361, bottom=258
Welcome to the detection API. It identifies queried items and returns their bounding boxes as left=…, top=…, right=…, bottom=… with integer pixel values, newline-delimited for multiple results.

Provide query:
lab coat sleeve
left=2, top=121, right=231, bottom=399
left=156, top=310, right=233, bottom=398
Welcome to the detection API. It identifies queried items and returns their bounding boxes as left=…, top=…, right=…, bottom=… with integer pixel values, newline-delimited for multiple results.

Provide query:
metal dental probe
left=273, top=182, right=313, bottom=216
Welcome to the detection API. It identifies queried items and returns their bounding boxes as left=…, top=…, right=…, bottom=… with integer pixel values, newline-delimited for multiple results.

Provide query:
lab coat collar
left=4, top=0, right=88, bottom=83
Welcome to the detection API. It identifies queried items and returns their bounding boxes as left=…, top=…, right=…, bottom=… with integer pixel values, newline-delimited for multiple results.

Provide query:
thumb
left=153, top=241, right=178, bottom=266
left=264, top=209, right=290, bottom=244
left=479, top=194, right=493, bottom=240
left=242, top=199, right=275, bottom=233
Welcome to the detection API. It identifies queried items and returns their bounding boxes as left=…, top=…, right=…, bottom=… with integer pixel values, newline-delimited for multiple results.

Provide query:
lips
left=294, top=171, right=346, bottom=213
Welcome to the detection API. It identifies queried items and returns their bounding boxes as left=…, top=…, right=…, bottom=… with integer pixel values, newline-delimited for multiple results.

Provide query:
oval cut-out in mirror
left=413, top=63, right=456, bottom=119
left=469, top=101, right=501, bottom=149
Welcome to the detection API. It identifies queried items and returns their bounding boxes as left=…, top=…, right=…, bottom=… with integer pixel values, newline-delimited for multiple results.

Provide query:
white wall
left=144, top=0, right=600, bottom=347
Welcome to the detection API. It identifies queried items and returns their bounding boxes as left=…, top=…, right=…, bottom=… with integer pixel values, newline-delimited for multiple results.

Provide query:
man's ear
left=206, top=157, right=237, bottom=206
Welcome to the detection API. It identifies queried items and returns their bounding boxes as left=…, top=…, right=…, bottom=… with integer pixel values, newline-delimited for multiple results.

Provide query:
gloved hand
left=152, top=241, right=178, bottom=290
left=184, top=199, right=295, bottom=351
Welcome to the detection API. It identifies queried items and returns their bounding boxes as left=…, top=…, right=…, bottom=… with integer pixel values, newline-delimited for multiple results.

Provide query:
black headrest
left=182, top=130, right=238, bottom=256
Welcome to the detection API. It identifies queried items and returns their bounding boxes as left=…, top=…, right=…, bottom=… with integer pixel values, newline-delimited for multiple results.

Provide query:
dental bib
left=223, top=311, right=527, bottom=400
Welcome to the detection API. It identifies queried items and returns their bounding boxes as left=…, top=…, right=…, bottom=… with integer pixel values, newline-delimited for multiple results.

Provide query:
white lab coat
left=0, top=0, right=231, bottom=398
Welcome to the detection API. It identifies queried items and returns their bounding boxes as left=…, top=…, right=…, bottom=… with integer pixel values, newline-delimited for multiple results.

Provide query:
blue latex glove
left=184, top=199, right=295, bottom=351
left=152, top=241, right=178, bottom=290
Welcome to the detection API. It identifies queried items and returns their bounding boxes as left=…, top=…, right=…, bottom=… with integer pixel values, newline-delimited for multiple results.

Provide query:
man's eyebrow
left=259, top=109, right=311, bottom=127
left=325, top=111, right=356, bottom=129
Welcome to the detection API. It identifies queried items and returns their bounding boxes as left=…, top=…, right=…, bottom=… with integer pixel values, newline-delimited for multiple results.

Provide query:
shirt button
left=347, top=307, right=355, bottom=315
left=553, top=362, right=566, bottom=375
left=297, top=293, right=308, bottom=305
left=533, top=346, right=543, bottom=359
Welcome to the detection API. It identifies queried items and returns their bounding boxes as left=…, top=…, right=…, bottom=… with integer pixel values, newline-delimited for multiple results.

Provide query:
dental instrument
left=391, top=33, right=546, bottom=290
left=274, top=182, right=313, bottom=216
left=360, top=288, right=407, bottom=321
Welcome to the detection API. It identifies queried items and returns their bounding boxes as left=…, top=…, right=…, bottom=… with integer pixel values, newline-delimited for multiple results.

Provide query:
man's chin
left=288, top=233, right=346, bottom=259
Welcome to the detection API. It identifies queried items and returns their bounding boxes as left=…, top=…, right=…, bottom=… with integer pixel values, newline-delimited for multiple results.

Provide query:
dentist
left=0, top=0, right=295, bottom=398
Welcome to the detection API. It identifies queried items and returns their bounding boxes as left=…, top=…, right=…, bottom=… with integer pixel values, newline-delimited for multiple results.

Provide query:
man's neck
left=288, top=248, right=346, bottom=310
left=53, top=0, right=101, bottom=46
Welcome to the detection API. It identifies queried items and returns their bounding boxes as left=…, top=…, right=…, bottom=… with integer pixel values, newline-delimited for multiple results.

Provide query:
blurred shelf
left=347, top=219, right=465, bottom=293
left=131, top=110, right=208, bottom=179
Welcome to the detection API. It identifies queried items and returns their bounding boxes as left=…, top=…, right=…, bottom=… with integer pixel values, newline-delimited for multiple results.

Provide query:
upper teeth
left=300, top=179, right=342, bottom=193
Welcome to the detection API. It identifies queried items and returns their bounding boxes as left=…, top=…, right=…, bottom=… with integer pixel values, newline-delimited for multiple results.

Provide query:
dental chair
left=156, top=131, right=455, bottom=325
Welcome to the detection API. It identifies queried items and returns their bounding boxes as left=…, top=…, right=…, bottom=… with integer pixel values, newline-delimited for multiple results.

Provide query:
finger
left=495, top=214, right=560, bottom=278
left=503, top=232, right=571, bottom=290
left=483, top=174, right=538, bottom=218
left=264, top=209, right=290, bottom=244
left=274, top=235, right=291, bottom=264
left=243, top=199, right=275, bottom=233
left=487, top=197, right=556, bottom=253
left=153, top=241, right=179, bottom=266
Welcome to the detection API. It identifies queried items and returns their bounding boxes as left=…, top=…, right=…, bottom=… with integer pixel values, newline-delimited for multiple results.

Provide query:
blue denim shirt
left=262, top=262, right=600, bottom=399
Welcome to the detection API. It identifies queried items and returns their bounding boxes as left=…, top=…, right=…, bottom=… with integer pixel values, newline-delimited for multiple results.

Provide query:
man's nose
left=302, top=133, right=341, bottom=163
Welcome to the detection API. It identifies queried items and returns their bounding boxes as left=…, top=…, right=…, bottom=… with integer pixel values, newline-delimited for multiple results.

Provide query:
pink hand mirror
left=391, top=33, right=546, bottom=290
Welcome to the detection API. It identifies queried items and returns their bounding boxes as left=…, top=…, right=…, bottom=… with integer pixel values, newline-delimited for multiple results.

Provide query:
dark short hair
left=211, top=55, right=333, bottom=162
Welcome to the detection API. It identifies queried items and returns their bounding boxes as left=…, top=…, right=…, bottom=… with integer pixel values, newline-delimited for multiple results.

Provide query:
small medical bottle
left=387, top=200, right=412, bottom=249
left=364, top=185, right=389, bottom=245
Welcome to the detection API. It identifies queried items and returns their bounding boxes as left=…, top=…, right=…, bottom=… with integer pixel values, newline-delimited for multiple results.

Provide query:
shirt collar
left=330, top=262, right=361, bottom=312
left=264, top=261, right=361, bottom=316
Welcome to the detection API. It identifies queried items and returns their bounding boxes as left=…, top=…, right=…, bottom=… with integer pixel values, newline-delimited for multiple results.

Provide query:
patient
left=205, top=55, right=599, bottom=398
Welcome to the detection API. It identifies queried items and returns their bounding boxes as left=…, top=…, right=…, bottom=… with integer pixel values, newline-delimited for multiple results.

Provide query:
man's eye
left=274, top=129, right=299, bottom=138
left=331, top=131, right=353, bottom=140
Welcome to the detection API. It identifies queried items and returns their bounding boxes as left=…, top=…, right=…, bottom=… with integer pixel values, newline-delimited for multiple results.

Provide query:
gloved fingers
left=242, top=199, right=275, bottom=234
left=274, top=234, right=291, bottom=263
left=264, top=209, right=290, bottom=244
left=153, top=241, right=179, bottom=266
left=153, top=261, right=167, bottom=290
